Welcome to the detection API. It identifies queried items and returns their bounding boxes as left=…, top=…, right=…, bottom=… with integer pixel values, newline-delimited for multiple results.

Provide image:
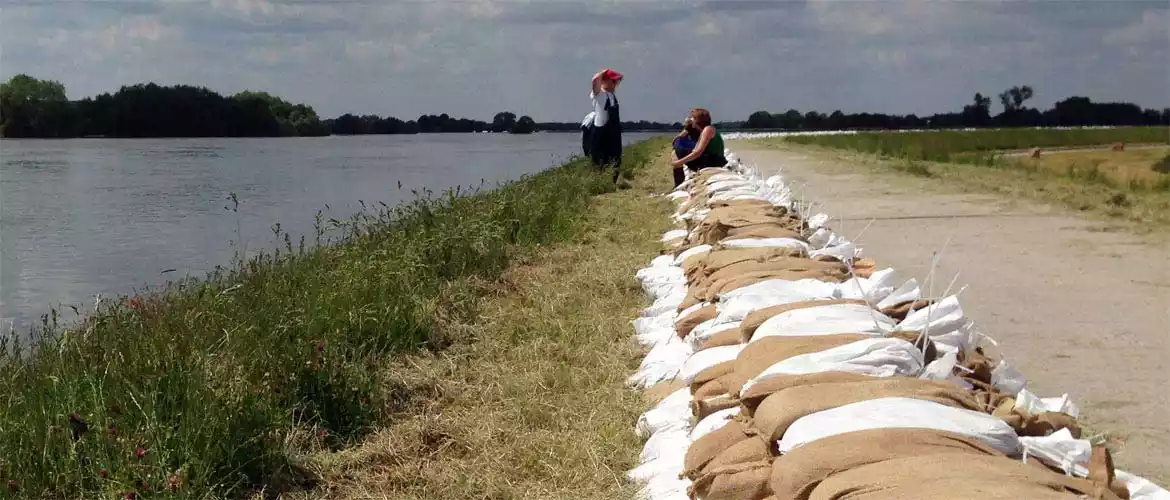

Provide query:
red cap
left=603, top=68, right=624, bottom=81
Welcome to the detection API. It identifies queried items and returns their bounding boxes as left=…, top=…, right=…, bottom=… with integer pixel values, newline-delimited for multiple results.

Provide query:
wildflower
left=318, top=429, right=330, bottom=438
left=123, top=492, right=137, bottom=500
left=136, top=479, right=150, bottom=490
left=99, top=469, right=108, bottom=479
left=108, top=423, right=118, bottom=436
left=315, top=340, right=326, bottom=352
left=136, top=447, right=147, bottom=459
left=7, top=480, right=17, bottom=491
left=167, top=474, right=181, bottom=492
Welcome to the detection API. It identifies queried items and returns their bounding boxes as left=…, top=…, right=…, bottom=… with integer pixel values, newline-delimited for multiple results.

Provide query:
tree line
left=0, top=75, right=544, bottom=138
left=742, top=85, right=1169, bottom=131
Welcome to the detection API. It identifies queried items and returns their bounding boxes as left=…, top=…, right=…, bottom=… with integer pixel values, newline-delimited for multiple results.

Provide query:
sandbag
left=694, top=394, right=741, bottom=420
left=740, top=371, right=877, bottom=413
left=699, top=328, right=743, bottom=349
left=740, top=299, right=871, bottom=342
left=693, top=377, right=727, bottom=400
left=750, top=302, right=896, bottom=341
left=722, top=223, right=805, bottom=242
left=690, top=461, right=773, bottom=500
left=690, top=360, right=737, bottom=394
left=752, top=378, right=982, bottom=442
left=770, top=428, right=1006, bottom=500
left=741, top=338, right=925, bottom=396
left=675, top=304, right=717, bottom=338
left=705, top=434, right=770, bottom=473
left=779, top=397, right=1021, bottom=455
left=723, top=334, right=874, bottom=398
left=807, top=452, right=1126, bottom=500
left=683, top=419, right=755, bottom=478
left=644, top=378, right=687, bottom=406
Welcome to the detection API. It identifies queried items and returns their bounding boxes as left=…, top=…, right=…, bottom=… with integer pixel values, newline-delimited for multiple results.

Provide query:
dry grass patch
left=286, top=155, right=677, bottom=499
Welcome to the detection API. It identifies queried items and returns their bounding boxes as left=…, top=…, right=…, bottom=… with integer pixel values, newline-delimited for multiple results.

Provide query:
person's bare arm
left=591, top=71, right=604, bottom=95
left=672, top=126, right=715, bottom=166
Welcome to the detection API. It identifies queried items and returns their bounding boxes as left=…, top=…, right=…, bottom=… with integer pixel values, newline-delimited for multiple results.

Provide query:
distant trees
left=741, top=86, right=1168, bottom=131
left=511, top=116, right=536, bottom=134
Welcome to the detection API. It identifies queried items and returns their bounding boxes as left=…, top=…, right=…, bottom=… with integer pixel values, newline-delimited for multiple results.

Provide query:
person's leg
left=611, top=154, right=622, bottom=184
left=673, top=165, right=685, bottom=187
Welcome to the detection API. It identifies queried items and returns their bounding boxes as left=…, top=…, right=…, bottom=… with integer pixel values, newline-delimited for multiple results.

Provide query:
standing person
left=589, top=68, right=623, bottom=183
left=670, top=108, right=727, bottom=173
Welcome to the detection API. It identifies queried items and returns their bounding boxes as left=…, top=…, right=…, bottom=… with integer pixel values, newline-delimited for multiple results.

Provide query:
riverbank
left=0, top=137, right=670, bottom=498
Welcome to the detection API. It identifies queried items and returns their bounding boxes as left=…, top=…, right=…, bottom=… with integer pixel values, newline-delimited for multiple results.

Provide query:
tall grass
left=0, top=137, right=668, bottom=499
left=786, top=127, right=1170, bottom=165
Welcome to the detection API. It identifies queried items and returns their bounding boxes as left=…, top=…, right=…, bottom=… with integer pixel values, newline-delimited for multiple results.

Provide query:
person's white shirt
left=590, top=91, right=615, bottom=127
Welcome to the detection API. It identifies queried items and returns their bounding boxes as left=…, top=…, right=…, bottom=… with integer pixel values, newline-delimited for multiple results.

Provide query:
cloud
left=1, top=0, right=1166, bottom=122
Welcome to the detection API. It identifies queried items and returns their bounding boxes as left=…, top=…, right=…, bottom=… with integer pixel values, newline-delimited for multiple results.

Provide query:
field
left=0, top=137, right=669, bottom=499
left=778, top=127, right=1170, bottom=228
left=785, top=127, right=1169, bottom=165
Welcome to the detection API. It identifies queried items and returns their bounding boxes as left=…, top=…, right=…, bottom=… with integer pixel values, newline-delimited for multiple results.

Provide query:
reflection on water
left=1, top=133, right=656, bottom=332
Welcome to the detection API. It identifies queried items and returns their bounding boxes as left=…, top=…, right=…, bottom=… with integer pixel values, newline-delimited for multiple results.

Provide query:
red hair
left=691, top=108, right=712, bottom=128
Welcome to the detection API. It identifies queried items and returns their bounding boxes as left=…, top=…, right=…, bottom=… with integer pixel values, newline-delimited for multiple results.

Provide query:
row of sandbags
left=626, top=150, right=1170, bottom=500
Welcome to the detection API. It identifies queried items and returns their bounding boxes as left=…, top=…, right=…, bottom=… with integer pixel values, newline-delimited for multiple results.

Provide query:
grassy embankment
left=0, top=137, right=675, bottom=499
left=782, top=127, right=1170, bottom=228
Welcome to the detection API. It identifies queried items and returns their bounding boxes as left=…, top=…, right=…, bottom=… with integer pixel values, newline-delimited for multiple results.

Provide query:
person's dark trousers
left=672, top=166, right=686, bottom=187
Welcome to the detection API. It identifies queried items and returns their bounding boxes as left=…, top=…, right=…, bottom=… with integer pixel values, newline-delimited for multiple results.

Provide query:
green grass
left=786, top=127, right=1170, bottom=166
left=0, top=137, right=669, bottom=499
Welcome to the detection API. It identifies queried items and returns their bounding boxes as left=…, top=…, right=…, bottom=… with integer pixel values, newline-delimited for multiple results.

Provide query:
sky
left=1, top=0, right=1167, bottom=123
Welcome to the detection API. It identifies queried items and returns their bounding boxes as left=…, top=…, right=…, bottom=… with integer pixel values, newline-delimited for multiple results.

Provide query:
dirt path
left=733, top=141, right=1170, bottom=483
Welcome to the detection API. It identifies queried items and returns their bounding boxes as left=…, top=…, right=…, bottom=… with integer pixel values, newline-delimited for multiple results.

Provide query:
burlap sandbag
left=693, top=377, right=727, bottom=400
left=740, top=371, right=877, bottom=414
left=690, top=460, right=773, bottom=500
left=705, top=269, right=848, bottom=301
left=683, top=419, right=756, bottom=478
left=722, top=223, right=806, bottom=242
left=722, top=334, right=875, bottom=398
left=740, top=299, right=872, bottom=342
left=675, top=304, right=717, bottom=338
left=643, top=378, right=686, bottom=406
left=691, top=360, right=737, bottom=394
left=707, top=199, right=776, bottom=210
left=703, top=258, right=847, bottom=285
left=700, top=328, right=744, bottom=350
left=999, top=408, right=1083, bottom=438
left=682, top=247, right=806, bottom=278
left=770, top=428, right=1005, bottom=500
left=807, top=451, right=1127, bottom=500
left=752, top=378, right=984, bottom=442
left=693, top=394, right=741, bottom=420
left=702, top=434, right=770, bottom=475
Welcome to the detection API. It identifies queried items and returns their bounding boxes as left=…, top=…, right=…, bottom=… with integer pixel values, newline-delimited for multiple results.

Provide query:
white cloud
left=1105, top=8, right=1169, bottom=46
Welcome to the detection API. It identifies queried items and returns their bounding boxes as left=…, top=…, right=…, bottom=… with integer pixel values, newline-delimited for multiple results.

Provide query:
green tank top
left=704, top=130, right=724, bottom=158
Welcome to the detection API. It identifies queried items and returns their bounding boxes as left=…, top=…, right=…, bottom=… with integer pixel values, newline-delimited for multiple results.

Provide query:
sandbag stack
left=627, top=150, right=1170, bottom=500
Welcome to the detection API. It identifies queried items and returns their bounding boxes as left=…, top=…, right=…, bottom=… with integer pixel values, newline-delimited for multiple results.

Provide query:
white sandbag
left=718, top=279, right=839, bottom=312
left=838, top=268, right=899, bottom=304
left=1019, top=428, right=1090, bottom=476
left=1117, top=470, right=1170, bottom=500
left=627, top=455, right=684, bottom=483
left=778, top=397, right=1021, bottom=455
left=899, top=294, right=967, bottom=341
left=919, top=348, right=959, bottom=381
left=807, top=227, right=849, bottom=250
left=634, top=475, right=692, bottom=500
left=875, top=277, right=921, bottom=310
left=665, top=191, right=690, bottom=202
left=634, top=315, right=676, bottom=348
left=628, top=340, right=693, bottom=389
left=991, top=360, right=1028, bottom=394
left=641, top=293, right=685, bottom=319
left=705, top=180, right=754, bottom=194
left=636, top=388, right=694, bottom=439
left=742, top=337, right=923, bottom=395
left=675, top=301, right=710, bottom=323
left=719, top=237, right=811, bottom=252
left=649, top=254, right=677, bottom=268
left=690, top=407, right=740, bottom=441
left=678, top=345, right=745, bottom=384
left=674, top=244, right=712, bottom=265
left=1015, top=388, right=1079, bottom=418
left=809, top=242, right=858, bottom=263
left=806, top=213, right=830, bottom=230
left=686, top=320, right=742, bottom=349
left=750, top=303, right=896, bottom=341
left=661, top=229, right=688, bottom=242
left=640, top=427, right=691, bottom=463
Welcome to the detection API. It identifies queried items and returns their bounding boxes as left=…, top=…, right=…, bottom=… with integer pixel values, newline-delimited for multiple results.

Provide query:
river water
left=0, top=133, right=656, bottom=332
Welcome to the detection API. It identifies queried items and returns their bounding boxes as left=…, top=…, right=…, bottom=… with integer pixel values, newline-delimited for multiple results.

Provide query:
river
left=0, top=132, right=657, bottom=332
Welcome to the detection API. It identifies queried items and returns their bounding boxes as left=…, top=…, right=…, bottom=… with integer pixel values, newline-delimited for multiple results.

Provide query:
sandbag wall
left=626, top=150, right=1170, bottom=500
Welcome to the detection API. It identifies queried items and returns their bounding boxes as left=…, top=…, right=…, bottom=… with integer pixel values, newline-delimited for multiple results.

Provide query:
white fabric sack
left=634, top=475, right=692, bottom=500
left=690, top=407, right=740, bottom=441
left=628, top=339, right=693, bottom=389
left=642, top=290, right=685, bottom=318
left=875, top=277, right=921, bottom=310
left=1019, top=428, right=1091, bottom=476
left=718, top=279, right=840, bottom=316
left=750, top=303, right=896, bottom=341
left=838, top=268, right=899, bottom=304
left=719, top=237, right=810, bottom=251
left=991, top=360, right=1028, bottom=394
left=686, top=320, right=742, bottom=350
left=673, top=244, right=712, bottom=265
left=778, top=397, right=1021, bottom=455
left=636, top=388, right=694, bottom=439
left=634, top=315, right=676, bottom=348
left=742, top=337, right=923, bottom=395
left=640, top=427, right=691, bottom=463
left=661, top=229, right=688, bottom=242
left=807, top=227, right=850, bottom=250
left=627, top=455, right=684, bottom=483
left=899, top=295, right=967, bottom=341
left=809, top=242, right=858, bottom=263
left=1117, top=470, right=1170, bottom=500
left=678, top=345, right=745, bottom=384
left=1015, top=388, right=1079, bottom=418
